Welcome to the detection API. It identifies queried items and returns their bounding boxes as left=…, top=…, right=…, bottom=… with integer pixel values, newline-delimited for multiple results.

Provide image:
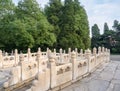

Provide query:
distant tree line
left=0, top=0, right=90, bottom=52
left=91, top=20, right=120, bottom=54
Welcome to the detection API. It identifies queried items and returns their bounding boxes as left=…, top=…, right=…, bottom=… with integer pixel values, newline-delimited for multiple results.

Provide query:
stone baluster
left=75, top=48, right=78, bottom=57
left=47, top=48, right=49, bottom=57
left=68, top=48, right=71, bottom=54
left=59, top=48, right=63, bottom=62
left=85, top=49, right=91, bottom=72
left=38, top=47, right=41, bottom=53
left=48, top=54, right=56, bottom=89
left=68, top=48, right=71, bottom=61
left=93, top=47, right=97, bottom=55
left=11, top=50, right=14, bottom=55
left=105, top=48, right=107, bottom=59
left=71, top=51, right=77, bottom=81
left=15, top=49, right=18, bottom=66
left=105, top=48, right=107, bottom=53
left=63, top=50, right=66, bottom=62
left=98, top=47, right=102, bottom=63
left=64, top=50, right=66, bottom=54
left=19, top=53, right=24, bottom=62
left=102, top=47, right=105, bottom=62
left=108, top=49, right=110, bottom=62
left=36, top=47, right=41, bottom=72
left=80, top=49, right=83, bottom=58
left=102, top=47, right=105, bottom=53
left=48, top=49, right=52, bottom=59
left=85, top=49, right=91, bottom=59
left=93, top=47, right=97, bottom=65
left=19, top=52, right=24, bottom=81
left=28, top=48, right=31, bottom=61
left=5, top=52, right=8, bottom=56
left=98, top=46, right=101, bottom=54
left=0, top=50, right=3, bottom=68
left=53, top=48, right=56, bottom=56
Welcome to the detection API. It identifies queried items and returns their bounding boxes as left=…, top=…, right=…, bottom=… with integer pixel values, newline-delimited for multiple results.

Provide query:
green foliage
left=91, top=20, right=120, bottom=54
left=16, top=0, right=56, bottom=49
left=45, top=0, right=63, bottom=47
left=92, top=24, right=100, bottom=38
left=91, top=24, right=100, bottom=48
left=104, top=22, right=109, bottom=34
left=58, top=0, right=90, bottom=50
left=0, top=0, right=56, bottom=51
left=0, top=0, right=90, bottom=52
left=112, top=20, right=119, bottom=31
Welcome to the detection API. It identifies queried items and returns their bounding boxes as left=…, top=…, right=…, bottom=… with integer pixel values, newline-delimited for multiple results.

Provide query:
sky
left=13, top=0, right=120, bottom=34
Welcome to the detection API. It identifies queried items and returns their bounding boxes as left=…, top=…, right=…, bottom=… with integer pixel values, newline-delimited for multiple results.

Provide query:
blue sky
left=13, top=0, right=120, bottom=34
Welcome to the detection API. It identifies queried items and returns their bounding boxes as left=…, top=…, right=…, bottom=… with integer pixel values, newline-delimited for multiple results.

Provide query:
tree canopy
left=45, top=0, right=90, bottom=50
left=91, top=20, right=120, bottom=54
left=0, top=0, right=90, bottom=52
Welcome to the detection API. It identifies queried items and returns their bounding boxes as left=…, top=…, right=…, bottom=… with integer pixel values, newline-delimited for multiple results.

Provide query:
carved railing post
left=5, top=52, right=8, bottom=56
left=36, top=47, right=41, bottom=72
left=98, top=46, right=101, bottom=54
left=48, top=54, right=56, bottom=89
left=28, top=48, right=31, bottom=61
left=47, top=48, right=49, bottom=57
left=105, top=48, right=108, bottom=62
left=93, top=47, right=97, bottom=66
left=71, top=51, right=77, bottom=81
left=108, top=49, right=110, bottom=62
left=0, top=50, right=3, bottom=68
left=98, top=47, right=102, bottom=63
left=59, top=48, right=63, bottom=62
left=85, top=49, right=91, bottom=72
left=102, top=47, right=105, bottom=62
left=19, top=53, right=24, bottom=63
left=68, top=48, right=71, bottom=60
left=80, top=49, right=83, bottom=58
left=102, top=47, right=105, bottom=53
left=53, top=48, right=56, bottom=56
left=93, top=47, right=97, bottom=56
left=38, top=47, right=41, bottom=52
left=75, top=48, right=78, bottom=57
left=11, top=50, right=14, bottom=55
left=19, top=53, right=24, bottom=81
left=15, top=49, right=18, bottom=66
left=63, top=50, right=66, bottom=54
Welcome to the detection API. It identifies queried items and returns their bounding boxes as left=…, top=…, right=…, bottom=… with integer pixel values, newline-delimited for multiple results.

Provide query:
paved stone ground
left=110, top=55, right=120, bottom=61
left=62, top=56, right=120, bottom=91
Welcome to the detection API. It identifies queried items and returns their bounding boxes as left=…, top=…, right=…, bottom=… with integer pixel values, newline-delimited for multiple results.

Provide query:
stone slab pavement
left=62, top=60, right=120, bottom=91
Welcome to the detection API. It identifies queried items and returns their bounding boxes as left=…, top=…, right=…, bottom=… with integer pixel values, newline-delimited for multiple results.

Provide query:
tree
left=58, top=0, right=90, bottom=50
left=7, top=20, right=34, bottom=50
left=91, top=24, right=100, bottom=48
left=112, top=20, right=119, bottom=31
left=16, top=0, right=56, bottom=49
left=45, top=0, right=63, bottom=48
left=45, top=0, right=62, bottom=36
left=104, top=22, right=109, bottom=34
left=0, top=0, right=15, bottom=19
left=91, top=24, right=100, bottom=38
left=0, top=0, right=15, bottom=51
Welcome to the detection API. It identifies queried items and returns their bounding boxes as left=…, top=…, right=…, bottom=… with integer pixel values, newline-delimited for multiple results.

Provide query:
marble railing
left=0, top=47, right=110, bottom=91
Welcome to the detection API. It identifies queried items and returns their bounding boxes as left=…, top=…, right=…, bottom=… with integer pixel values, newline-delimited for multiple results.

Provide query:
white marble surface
left=0, top=71, right=10, bottom=87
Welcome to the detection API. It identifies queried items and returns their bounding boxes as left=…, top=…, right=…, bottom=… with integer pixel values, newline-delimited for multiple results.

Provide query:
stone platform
left=62, top=61, right=120, bottom=91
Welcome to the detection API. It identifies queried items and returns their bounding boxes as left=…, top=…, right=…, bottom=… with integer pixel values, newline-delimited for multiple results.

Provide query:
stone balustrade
left=0, top=47, right=110, bottom=91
